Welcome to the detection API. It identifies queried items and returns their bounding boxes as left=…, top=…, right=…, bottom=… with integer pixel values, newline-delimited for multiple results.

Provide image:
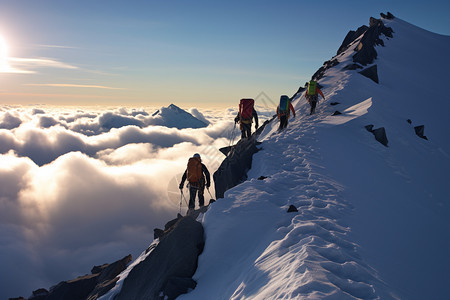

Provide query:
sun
left=0, top=34, right=9, bottom=72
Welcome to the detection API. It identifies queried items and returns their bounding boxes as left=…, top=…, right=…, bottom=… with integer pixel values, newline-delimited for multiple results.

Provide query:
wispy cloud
left=1, top=57, right=79, bottom=74
left=25, top=83, right=126, bottom=90
left=36, top=44, right=79, bottom=49
left=9, top=57, right=78, bottom=70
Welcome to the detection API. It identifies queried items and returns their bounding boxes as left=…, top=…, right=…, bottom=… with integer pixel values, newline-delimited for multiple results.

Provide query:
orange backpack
left=187, top=157, right=202, bottom=183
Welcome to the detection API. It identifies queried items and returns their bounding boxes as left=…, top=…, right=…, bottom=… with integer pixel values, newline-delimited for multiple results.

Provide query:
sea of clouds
left=0, top=103, right=274, bottom=298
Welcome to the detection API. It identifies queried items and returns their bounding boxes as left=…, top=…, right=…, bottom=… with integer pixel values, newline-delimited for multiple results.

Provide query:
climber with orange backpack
left=234, top=98, right=259, bottom=139
left=304, top=80, right=325, bottom=115
left=277, top=95, right=296, bottom=130
left=179, top=153, right=211, bottom=212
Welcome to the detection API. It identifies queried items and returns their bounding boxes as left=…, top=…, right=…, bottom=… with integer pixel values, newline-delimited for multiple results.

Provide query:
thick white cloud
left=0, top=104, right=274, bottom=298
left=0, top=111, right=22, bottom=129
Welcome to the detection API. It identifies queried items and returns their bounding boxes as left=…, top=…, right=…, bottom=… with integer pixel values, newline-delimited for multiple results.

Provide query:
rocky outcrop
left=116, top=216, right=204, bottom=300
left=305, top=13, right=394, bottom=86
left=365, top=125, right=389, bottom=147
left=359, top=64, right=379, bottom=83
left=353, top=16, right=394, bottom=66
left=214, top=137, right=261, bottom=199
left=337, top=25, right=369, bottom=55
left=312, top=59, right=339, bottom=81
left=13, top=255, right=132, bottom=300
left=414, top=125, right=428, bottom=140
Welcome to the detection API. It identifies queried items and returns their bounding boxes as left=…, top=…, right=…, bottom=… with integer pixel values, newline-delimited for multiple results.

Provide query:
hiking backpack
left=239, top=98, right=255, bottom=122
left=187, top=157, right=202, bottom=183
left=279, top=95, right=290, bottom=115
left=307, top=80, right=317, bottom=95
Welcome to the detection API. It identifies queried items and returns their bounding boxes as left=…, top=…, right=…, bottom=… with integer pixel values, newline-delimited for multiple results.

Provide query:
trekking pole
left=180, top=189, right=189, bottom=207
left=228, top=122, right=237, bottom=148
left=179, top=191, right=182, bottom=214
left=207, top=187, right=215, bottom=201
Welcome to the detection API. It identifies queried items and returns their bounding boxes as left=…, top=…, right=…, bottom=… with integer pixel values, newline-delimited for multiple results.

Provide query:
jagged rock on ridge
left=330, top=102, right=341, bottom=106
left=337, top=25, right=369, bottom=55
left=358, top=65, right=379, bottom=83
left=214, top=137, right=261, bottom=199
left=257, top=176, right=268, bottom=180
left=353, top=17, right=394, bottom=66
left=380, top=12, right=395, bottom=20
left=116, top=216, right=204, bottom=300
left=28, top=288, right=49, bottom=300
left=312, top=59, right=339, bottom=81
left=16, top=255, right=132, bottom=300
left=332, top=111, right=342, bottom=116
left=45, top=273, right=99, bottom=300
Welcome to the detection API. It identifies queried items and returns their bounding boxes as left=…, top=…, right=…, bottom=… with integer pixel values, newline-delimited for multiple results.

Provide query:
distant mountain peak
left=151, top=104, right=208, bottom=129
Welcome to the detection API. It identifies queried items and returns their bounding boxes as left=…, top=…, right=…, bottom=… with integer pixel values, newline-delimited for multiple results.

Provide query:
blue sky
left=0, top=0, right=449, bottom=107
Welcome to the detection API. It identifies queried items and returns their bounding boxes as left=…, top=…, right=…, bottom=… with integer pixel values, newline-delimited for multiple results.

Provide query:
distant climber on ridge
left=234, top=98, right=259, bottom=139
left=304, top=80, right=325, bottom=115
left=277, top=95, right=296, bottom=130
left=179, top=153, right=211, bottom=213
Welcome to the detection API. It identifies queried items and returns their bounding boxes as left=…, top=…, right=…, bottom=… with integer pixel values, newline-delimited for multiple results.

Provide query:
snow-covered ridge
left=101, top=14, right=450, bottom=300
left=178, top=14, right=450, bottom=300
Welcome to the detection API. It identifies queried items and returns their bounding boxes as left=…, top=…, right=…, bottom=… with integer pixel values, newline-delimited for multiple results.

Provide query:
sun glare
left=0, top=34, right=9, bottom=72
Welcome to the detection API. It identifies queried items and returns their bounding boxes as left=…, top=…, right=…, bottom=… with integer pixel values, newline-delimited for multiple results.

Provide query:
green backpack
left=307, top=80, right=317, bottom=95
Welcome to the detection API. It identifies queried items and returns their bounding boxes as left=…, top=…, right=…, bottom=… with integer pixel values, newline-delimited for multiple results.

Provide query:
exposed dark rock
left=116, top=216, right=204, bottom=300
left=312, top=59, right=340, bottom=81
left=373, top=127, right=388, bottom=146
left=353, top=17, right=394, bottom=66
left=332, top=111, right=342, bottom=116
left=343, top=63, right=363, bottom=70
left=9, top=298, right=27, bottom=300
left=407, top=119, right=412, bottom=124
left=86, top=254, right=132, bottom=299
left=154, top=228, right=165, bottom=239
left=164, top=214, right=183, bottom=231
left=17, top=255, right=132, bottom=300
left=287, top=205, right=298, bottom=213
left=358, top=65, right=379, bottom=83
left=28, top=288, right=49, bottom=300
left=366, top=125, right=388, bottom=146
left=291, top=86, right=306, bottom=100
left=414, top=125, right=428, bottom=140
left=380, top=12, right=395, bottom=20
left=162, top=277, right=197, bottom=300
left=46, top=274, right=99, bottom=300
left=330, top=102, right=340, bottom=106
left=257, top=176, right=268, bottom=180
left=214, top=137, right=261, bottom=199
left=337, top=25, right=369, bottom=55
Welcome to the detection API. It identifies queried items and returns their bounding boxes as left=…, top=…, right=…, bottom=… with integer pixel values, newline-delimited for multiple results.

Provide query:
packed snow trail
left=179, top=102, right=394, bottom=299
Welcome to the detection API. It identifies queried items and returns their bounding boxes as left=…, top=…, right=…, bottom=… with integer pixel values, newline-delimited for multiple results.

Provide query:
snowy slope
left=102, top=16, right=450, bottom=300
left=178, top=16, right=450, bottom=300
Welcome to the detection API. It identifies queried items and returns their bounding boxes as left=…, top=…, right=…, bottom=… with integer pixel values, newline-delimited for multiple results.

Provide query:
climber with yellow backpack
left=304, top=80, right=325, bottom=115
left=179, top=153, right=211, bottom=212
